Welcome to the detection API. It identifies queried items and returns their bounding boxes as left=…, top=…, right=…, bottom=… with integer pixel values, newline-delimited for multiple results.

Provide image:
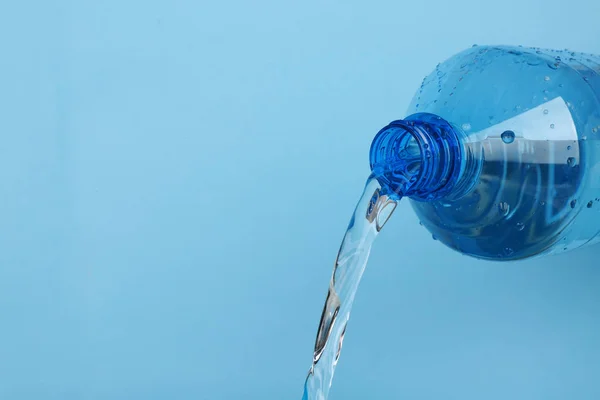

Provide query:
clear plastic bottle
left=370, top=45, right=600, bottom=260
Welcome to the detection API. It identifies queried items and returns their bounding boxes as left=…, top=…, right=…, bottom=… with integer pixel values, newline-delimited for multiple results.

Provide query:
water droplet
left=570, top=199, right=577, bottom=209
left=567, top=157, right=577, bottom=167
left=516, top=222, right=525, bottom=231
left=593, top=127, right=598, bottom=134
left=550, top=124, right=555, bottom=129
left=567, top=145, right=572, bottom=150
left=582, top=136, right=587, bottom=141
left=501, top=130, right=515, bottom=144
left=423, top=143, right=429, bottom=149
left=587, top=201, right=593, bottom=209
left=425, top=151, right=432, bottom=159
left=461, top=123, right=471, bottom=131
left=432, top=234, right=437, bottom=241
left=419, top=221, right=423, bottom=226
left=544, top=76, right=551, bottom=81
left=498, top=201, right=510, bottom=216
left=543, top=109, right=549, bottom=115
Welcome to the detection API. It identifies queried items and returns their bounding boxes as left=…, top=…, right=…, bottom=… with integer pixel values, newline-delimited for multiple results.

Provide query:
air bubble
left=503, top=247, right=514, bottom=256
left=567, top=157, right=577, bottom=167
left=567, top=145, right=572, bottom=150
left=432, top=234, right=437, bottom=241
left=501, top=130, right=515, bottom=144
left=516, top=222, right=525, bottom=231
left=593, top=127, right=598, bottom=134
left=550, top=124, right=555, bottom=129
left=544, top=76, right=551, bottom=81
left=570, top=199, right=577, bottom=209
left=543, top=109, right=549, bottom=115
left=461, top=123, right=472, bottom=131
left=587, top=201, right=593, bottom=209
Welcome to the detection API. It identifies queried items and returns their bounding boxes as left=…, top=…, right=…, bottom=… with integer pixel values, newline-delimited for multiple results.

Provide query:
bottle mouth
left=369, top=113, right=468, bottom=201
left=369, top=121, right=424, bottom=198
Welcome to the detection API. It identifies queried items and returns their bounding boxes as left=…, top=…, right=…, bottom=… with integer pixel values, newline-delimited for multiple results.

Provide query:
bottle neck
left=369, top=113, right=481, bottom=201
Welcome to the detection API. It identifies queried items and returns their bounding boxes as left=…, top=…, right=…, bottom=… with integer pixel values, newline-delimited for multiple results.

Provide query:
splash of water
left=302, top=175, right=398, bottom=400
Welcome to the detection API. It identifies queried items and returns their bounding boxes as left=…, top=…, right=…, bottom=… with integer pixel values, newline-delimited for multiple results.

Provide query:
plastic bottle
left=369, top=45, right=600, bottom=260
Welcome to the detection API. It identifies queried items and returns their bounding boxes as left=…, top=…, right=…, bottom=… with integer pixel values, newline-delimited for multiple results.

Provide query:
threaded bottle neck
left=369, top=113, right=480, bottom=201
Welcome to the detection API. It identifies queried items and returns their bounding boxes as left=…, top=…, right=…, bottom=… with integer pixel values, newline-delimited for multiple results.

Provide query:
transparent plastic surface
left=404, top=46, right=600, bottom=260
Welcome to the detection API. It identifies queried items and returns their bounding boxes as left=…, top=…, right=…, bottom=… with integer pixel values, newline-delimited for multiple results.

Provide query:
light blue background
left=1, top=0, right=600, bottom=399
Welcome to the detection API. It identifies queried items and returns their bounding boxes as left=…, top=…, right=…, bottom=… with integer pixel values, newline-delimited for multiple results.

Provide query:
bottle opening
left=369, top=122, right=423, bottom=198
left=369, top=113, right=475, bottom=201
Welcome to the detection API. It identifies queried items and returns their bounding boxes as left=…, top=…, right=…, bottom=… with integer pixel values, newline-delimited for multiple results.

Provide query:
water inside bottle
left=301, top=175, right=398, bottom=400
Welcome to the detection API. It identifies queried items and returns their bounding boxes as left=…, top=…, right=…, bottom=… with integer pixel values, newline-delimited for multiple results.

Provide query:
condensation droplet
left=501, top=130, right=515, bottom=144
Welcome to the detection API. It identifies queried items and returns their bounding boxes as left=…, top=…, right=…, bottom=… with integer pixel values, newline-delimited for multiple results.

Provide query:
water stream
left=302, top=175, right=399, bottom=400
